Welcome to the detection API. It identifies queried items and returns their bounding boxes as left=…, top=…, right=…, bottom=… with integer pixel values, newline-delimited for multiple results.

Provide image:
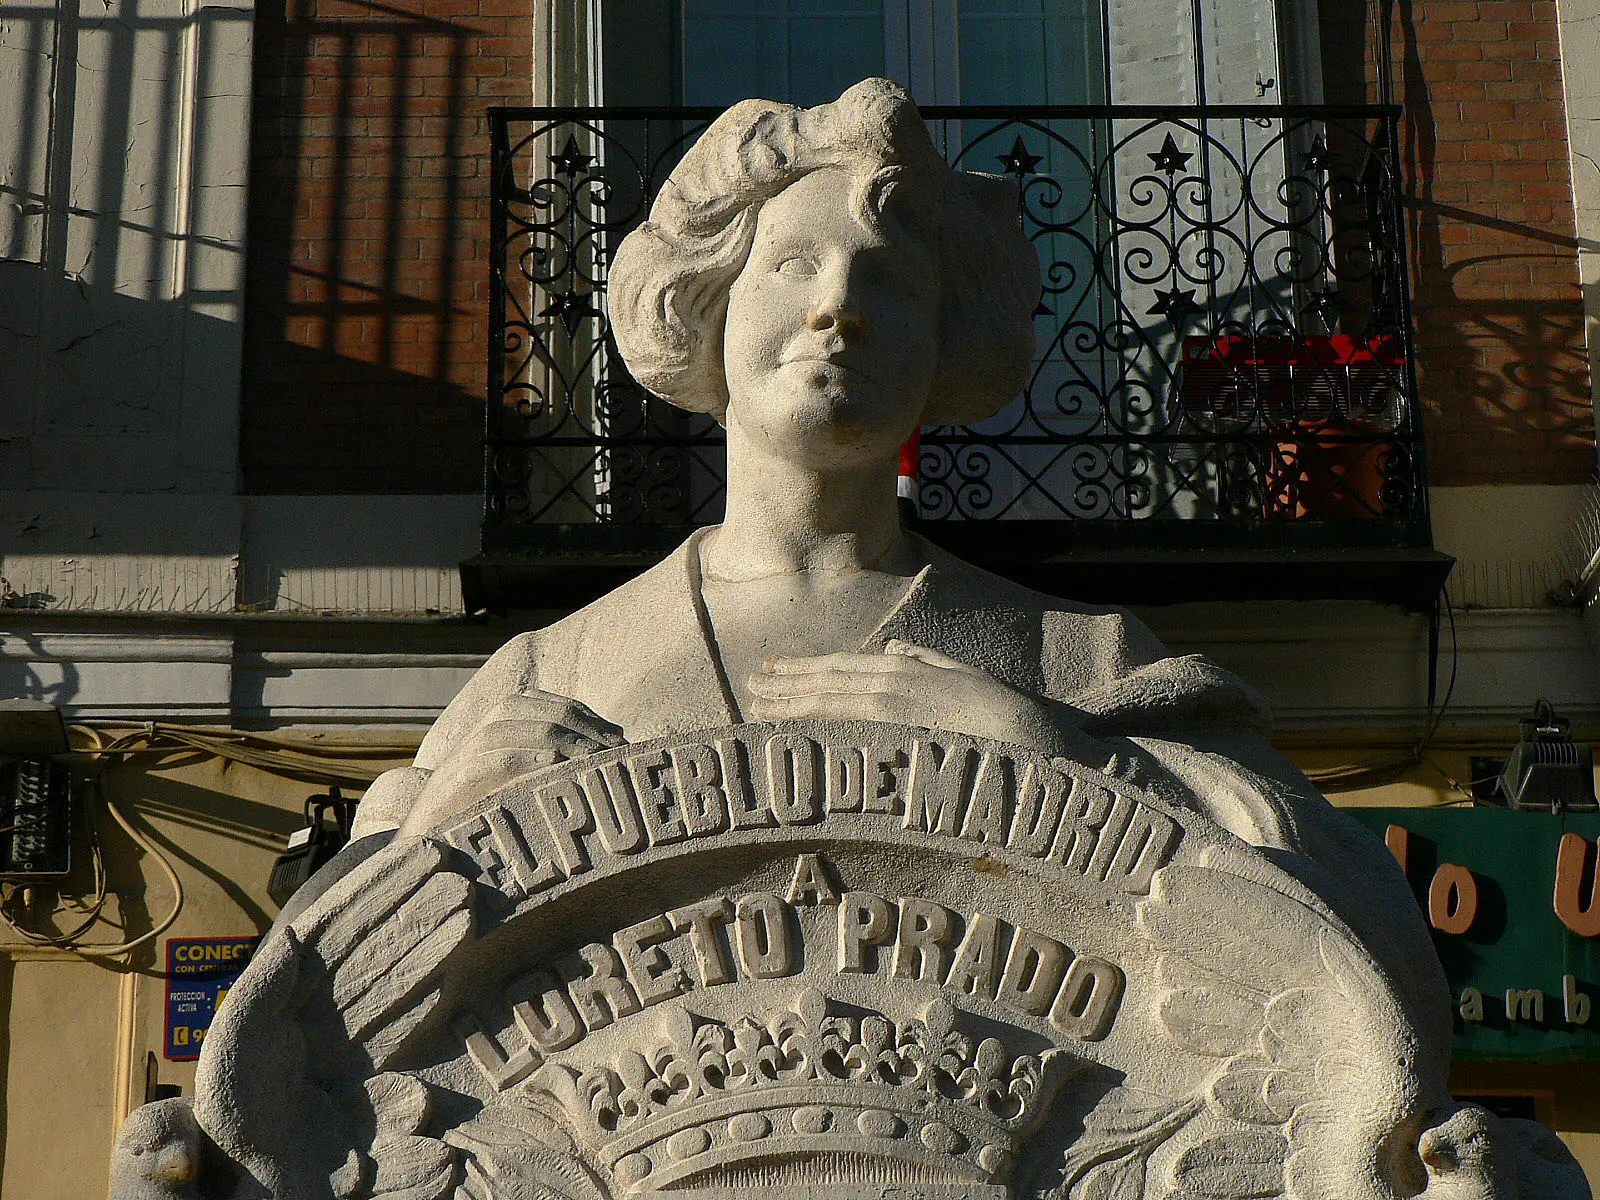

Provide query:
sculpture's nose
left=807, top=299, right=868, bottom=337
left=806, top=260, right=868, bottom=338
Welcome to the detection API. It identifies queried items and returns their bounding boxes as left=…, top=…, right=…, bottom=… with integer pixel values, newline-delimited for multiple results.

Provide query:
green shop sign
left=1348, top=808, right=1600, bottom=1060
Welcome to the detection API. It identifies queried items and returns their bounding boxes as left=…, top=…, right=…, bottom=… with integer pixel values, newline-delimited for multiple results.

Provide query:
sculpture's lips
left=783, top=353, right=877, bottom=382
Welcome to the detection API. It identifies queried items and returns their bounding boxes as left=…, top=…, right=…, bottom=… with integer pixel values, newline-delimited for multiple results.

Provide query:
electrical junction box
left=0, top=700, right=69, bottom=757
left=0, top=758, right=73, bottom=878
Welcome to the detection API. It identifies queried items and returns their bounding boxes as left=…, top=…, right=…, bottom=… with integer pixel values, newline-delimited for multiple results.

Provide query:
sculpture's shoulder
left=414, top=543, right=695, bottom=771
left=524, top=538, right=695, bottom=679
left=908, top=538, right=1267, bottom=737
left=904, top=535, right=1157, bottom=662
left=914, top=536, right=1149, bottom=624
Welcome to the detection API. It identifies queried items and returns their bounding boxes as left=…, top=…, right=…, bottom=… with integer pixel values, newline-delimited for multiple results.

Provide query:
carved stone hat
left=609, top=78, right=1043, bottom=427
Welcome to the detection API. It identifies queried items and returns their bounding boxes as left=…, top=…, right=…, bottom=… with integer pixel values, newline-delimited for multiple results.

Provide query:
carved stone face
left=722, top=166, right=940, bottom=468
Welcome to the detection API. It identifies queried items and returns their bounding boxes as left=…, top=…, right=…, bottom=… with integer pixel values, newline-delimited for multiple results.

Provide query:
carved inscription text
left=442, top=723, right=1179, bottom=907
left=463, top=880, right=1125, bottom=1093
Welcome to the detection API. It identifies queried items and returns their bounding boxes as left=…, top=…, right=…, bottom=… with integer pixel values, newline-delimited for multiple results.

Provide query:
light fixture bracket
left=1497, top=700, right=1598, bottom=813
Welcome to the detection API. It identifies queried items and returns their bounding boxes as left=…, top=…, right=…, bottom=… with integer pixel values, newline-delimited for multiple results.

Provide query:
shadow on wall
left=0, top=631, right=81, bottom=708
left=1319, top=0, right=1597, bottom=485
left=240, top=0, right=498, bottom=495
left=1412, top=248, right=1592, bottom=479
left=1395, top=0, right=1594, bottom=483
left=0, top=257, right=244, bottom=613
left=0, top=262, right=251, bottom=496
left=0, top=0, right=254, bottom=497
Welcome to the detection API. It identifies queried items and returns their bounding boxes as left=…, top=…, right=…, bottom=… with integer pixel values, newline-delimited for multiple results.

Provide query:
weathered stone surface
left=110, top=79, right=1590, bottom=1200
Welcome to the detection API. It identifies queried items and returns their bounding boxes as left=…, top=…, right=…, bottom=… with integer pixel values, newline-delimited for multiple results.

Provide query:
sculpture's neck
left=707, top=412, right=910, bottom=581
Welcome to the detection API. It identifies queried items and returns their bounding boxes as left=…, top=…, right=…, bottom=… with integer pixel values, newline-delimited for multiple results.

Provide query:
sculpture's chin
left=726, top=372, right=926, bottom=469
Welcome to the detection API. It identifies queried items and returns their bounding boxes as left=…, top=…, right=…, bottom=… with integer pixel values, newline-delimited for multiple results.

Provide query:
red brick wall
left=243, top=0, right=1595, bottom=493
left=241, top=0, right=532, bottom=493
left=1323, top=0, right=1594, bottom=485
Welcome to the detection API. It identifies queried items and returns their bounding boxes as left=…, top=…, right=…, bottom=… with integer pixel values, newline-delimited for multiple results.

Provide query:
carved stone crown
left=527, top=988, right=1076, bottom=1194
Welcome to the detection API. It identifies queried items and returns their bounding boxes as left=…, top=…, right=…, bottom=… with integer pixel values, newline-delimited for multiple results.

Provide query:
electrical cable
left=1304, top=585, right=1459, bottom=792
left=69, top=772, right=186, bottom=959
left=1415, top=751, right=1477, bottom=806
left=69, top=722, right=414, bottom=785
left=1, top=719, right=410, bottom=957
left=82, top=720, right=421, bottom=756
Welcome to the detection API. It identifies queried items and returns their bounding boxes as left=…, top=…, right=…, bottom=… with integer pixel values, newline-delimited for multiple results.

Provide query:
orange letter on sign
left=1554, top=833, right=1600, bottom=937
left=1428, top=863, right=1478, bottom=935
left=1384, top=824, right=1410, bottom=873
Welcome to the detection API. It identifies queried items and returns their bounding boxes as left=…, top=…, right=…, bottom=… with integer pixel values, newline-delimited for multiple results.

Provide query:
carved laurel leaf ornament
left=1137, top=855, right=1430, bottom=1200
left=194, top=837, right=477, bottom=1199
left=1044, top=1090, right=1203, bottom=1200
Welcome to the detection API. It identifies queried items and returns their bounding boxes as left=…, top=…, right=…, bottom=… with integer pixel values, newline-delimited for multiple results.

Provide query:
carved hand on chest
left=696, top=549, right=1086, bottom=758
left=747, top=637, right=1085, bottom=758
left=695, top=565, right=913, bottom=710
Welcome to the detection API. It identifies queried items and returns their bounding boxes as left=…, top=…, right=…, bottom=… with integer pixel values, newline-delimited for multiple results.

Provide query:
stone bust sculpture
left=111, top=80, right=1588, bottom=1200
left=377, top=80, right=1285, bottom=842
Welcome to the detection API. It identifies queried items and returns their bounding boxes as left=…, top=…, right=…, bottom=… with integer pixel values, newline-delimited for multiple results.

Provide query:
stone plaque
left=185, top=723, right=1393, bottom=1198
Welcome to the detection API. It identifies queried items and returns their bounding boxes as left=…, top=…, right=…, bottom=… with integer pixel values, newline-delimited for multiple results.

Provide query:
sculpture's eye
left=775, top=255, right=819, bottom=279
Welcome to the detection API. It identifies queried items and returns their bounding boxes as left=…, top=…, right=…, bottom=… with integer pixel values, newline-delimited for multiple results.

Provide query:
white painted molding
left=1430, top=484, right=1591, bottom=609
left=3, top=602, right=1595, bottom=731
left=0, top=629, right=235, bottom=720
left=1142, top=602, right=1600, bottom=731
left=0, top=491, right=240, bottom=614
left=0, top=625, right=489, bottom=725
left=1556, top=0, right=1600, bottom=449
left=0, top=494, right=481, bottom=617
left=232, top=647, right=486, bottom=725
left=240, top=495, right=480, bottom=616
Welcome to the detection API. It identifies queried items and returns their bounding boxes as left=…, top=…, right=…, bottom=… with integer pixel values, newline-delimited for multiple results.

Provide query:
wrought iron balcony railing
left=479, top=103, right=1447, bottom=610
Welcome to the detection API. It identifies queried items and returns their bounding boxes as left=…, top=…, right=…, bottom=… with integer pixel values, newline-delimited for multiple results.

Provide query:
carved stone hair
left=609, top=78, right=1042, bottom=426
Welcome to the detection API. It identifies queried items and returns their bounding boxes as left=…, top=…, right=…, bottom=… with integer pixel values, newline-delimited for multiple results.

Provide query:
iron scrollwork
left=486, top=103, right=1428, bottom=545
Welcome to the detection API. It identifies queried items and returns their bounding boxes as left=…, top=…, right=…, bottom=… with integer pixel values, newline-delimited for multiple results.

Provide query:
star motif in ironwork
left=1150, top=286, right=1198, bottom=321
left=998, top=135, right=1043, bottom=179
left=1148, top=133, right=1192, bottom=176
left=1301, top=137, right=1333, bottom=173
left=541, top=290, right=596, bottom=336
left=549, top=134, right=594, bottom=181
left=1302, top=287, right=1349, bottom=325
